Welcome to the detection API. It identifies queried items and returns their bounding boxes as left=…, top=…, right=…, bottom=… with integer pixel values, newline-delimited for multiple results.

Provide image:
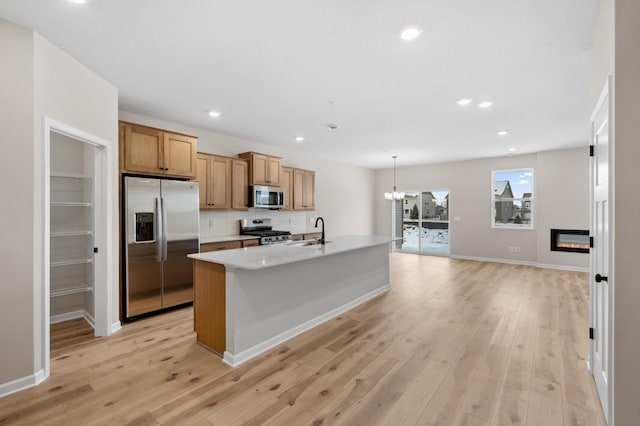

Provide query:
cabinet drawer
left=200, top=241, right=243, bottom=252
left=242, top=239, right=260, bottom=248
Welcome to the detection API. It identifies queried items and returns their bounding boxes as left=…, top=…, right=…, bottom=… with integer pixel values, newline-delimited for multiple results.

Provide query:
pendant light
left=384, top=156, right=405, bottom=201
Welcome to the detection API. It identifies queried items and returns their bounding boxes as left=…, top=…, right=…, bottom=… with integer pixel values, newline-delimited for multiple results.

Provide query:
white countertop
left=189, top=235, right=391, bottom=270
left=200, top=235, right=260, bottom=244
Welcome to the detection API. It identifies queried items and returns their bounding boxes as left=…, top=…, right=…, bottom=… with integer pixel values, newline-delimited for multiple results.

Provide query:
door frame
left=588, top=76, right=613, bottom=424
left=42, top=117, right=114, bottom=379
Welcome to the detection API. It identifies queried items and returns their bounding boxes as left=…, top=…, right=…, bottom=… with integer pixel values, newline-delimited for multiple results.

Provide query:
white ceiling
left=0, top=0, right=600, bottom=169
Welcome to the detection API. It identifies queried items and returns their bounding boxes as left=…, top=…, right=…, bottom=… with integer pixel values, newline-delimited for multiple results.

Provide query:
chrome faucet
left=314, top=217, right=325, bottom=244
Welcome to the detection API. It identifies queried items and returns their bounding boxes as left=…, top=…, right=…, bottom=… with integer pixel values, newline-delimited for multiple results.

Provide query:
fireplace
left=550, top=229, right=590, bottom=253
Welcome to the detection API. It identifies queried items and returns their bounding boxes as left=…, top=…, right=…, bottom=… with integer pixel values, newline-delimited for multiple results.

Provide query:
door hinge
left=589, top=236, right=594, bottom=248
left=589, top=327, right=594, bottom=340
left=589, top=145, right=594, bottom=157
left=94, top=247, right=99, bottom=253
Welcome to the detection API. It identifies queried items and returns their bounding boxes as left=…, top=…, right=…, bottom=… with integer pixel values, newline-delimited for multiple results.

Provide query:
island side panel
left=193, top=259, right=226, bottom=355
left=224, top=243, right=390, bottom=363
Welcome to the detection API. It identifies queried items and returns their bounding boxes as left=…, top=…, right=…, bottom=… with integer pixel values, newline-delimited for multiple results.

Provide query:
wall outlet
left=310, top=216, right=315, bottom=224
left=453, top=216, right=461, bottom=222
left=209, top=219, right=213, bottom=229
left=508, top=246, right=521, bottom=253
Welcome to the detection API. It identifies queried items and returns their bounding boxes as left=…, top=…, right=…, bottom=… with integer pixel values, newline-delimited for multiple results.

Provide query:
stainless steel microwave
left=250, top=185, right=284, bottom=209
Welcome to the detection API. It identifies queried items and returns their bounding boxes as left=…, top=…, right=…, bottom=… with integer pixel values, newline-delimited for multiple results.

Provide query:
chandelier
left=384, top=156, right=405, bottom=201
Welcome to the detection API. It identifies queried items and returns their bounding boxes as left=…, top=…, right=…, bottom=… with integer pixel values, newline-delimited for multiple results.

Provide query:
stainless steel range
left=239, top=218, right=292, bottom=245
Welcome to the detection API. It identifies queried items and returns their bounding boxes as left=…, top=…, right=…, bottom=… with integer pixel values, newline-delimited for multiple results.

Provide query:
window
left=492, top=169, right=533, bottom=229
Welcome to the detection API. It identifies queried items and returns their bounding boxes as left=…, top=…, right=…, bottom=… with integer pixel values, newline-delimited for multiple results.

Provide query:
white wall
left=612, top=1, right=640, bottom=424
left=0, top=20, right=36, bottom=385
left=375, top=148, right=589, bottom=269
left=0, top=20, right=118, bottom=390
left=119, top=111, right=376, bottom=238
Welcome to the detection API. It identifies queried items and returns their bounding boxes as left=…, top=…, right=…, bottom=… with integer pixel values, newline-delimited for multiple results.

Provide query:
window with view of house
left=492, top=169, right=533, bottom=228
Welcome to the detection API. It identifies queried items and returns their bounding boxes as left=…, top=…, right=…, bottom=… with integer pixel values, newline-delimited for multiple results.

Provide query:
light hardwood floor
left=0, top=254, right=606, bottom=425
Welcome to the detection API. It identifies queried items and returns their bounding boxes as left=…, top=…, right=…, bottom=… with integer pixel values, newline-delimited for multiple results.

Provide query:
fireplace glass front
left=550, top=229, right=589, bottom=253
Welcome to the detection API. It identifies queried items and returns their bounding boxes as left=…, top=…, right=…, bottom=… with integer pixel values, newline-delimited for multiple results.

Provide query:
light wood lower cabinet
left=200, top=238, right=259, bottom=253
left=242, top=239, right=260, bottom=248
left=193, top=261, right=225, bottom=355
left=200, top=241, right=242, bottom=252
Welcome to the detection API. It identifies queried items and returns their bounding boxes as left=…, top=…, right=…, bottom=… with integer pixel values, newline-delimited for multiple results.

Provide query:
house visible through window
left=492, top=169, right=533, bottom=228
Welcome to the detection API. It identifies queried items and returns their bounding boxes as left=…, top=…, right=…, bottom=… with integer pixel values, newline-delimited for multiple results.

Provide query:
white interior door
left=590, top=77, right=611, bottom=424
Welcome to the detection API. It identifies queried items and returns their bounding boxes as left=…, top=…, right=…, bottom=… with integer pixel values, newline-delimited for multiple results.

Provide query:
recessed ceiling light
left=456, top=98, right=473, bottom=105
left=68, top=0, right=86, bottom=4
left=508, top=147, right=517, bottom=152
left=400, top=26, right=422, bottom=41
left=497, top=130, right=508, bottom=136
left=478, top=101, right=493, bottom=108
left=295, top=136, right=304, bottom=142
left=208, top=111, right=221, bottom=118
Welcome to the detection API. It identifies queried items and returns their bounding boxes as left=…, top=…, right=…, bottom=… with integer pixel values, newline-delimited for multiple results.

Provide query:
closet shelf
left=50, top=201, right=93, bottom=207
left=50, top=284, right=92, bottom=297
left=50, top=230, right=93, bottom=237
left=51, top=172, right=91, bottom=180
left=50, top=258, right=93, bottom=267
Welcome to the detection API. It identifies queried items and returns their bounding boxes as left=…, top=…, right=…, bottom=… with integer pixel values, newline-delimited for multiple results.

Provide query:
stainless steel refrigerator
left=123, top=176, right=199, bottom=320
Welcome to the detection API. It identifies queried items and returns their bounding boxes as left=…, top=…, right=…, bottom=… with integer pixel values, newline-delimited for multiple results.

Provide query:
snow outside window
left=492, top=169, right=533, bottom=229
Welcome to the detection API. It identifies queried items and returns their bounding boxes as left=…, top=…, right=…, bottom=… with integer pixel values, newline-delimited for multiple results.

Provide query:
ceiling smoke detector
left=327, top=123, right=339, bottom=130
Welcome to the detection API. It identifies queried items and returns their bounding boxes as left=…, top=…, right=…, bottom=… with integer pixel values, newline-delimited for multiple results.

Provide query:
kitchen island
left=188, top=235, right=391, bottom=367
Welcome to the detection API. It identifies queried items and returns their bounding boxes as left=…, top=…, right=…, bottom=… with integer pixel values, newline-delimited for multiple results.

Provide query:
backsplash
left=199, top=209, right=312, bottom=239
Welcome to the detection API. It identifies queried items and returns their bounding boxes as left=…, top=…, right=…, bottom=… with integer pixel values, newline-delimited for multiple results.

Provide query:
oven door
left=251, top=185, right=284, bottom=208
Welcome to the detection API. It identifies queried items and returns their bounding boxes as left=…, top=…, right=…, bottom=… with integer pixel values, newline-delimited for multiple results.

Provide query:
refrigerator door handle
left=155, top=197, right=162, bottom=262
left=161, top=197, right=168, bottom=261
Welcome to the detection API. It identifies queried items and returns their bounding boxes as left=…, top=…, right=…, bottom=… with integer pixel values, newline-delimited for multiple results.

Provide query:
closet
left=49, top=132, right=96, bottom=325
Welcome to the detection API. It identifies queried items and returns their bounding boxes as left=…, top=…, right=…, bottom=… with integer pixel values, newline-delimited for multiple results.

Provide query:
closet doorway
left=393, top=190, right=450, bottom=256
left=43, top=118, right=113, bottom=378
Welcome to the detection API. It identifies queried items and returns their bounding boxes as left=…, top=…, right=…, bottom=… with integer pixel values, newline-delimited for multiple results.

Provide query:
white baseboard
left=110, top=321, right=122, bottom=334
left=0, top=369, right=45, bottom=398
left=83, top=311, right=95, bottom=329
left=50, top=309, right=99, bottom=328
left=50, top=310, right=86, bottom=325
left=450, top=255, right=589, bottom=272
left=534, top=263, right=589, bottom=272
left=223, top=284, right=391, bottom=368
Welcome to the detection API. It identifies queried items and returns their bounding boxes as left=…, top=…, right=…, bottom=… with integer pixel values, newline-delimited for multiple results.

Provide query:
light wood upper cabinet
left=280, top=167, right=293, bottom=211
left=231, top=159, right=249, bottom=210
left=293, top=168, right=315, bottom=210
left=238, top=152, right=282, bottom=186
left=196, top=155, right=210, bottom=209
left=197, top=154, right=248, bottom=210
left=163, top=132, right=197, bottom=178
left=120, top=122, right=197, bottom=179
left=197, top=153, right=231, bottom=210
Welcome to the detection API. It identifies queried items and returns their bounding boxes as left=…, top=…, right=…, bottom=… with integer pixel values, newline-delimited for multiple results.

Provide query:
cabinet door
left=163, top=133, right=197, bottom=178
left=251, top=154, right=269, bottom=185
left=303, top=170, right=315, bottom=210
left=231, top=160, right=249, bottom=210
left=211, top=156, right=231, bottom=209
left=123, top=124, right=163, bottom=174
left=242, top=239, right=260, bottom=248
left=293, top=169, right=304, bottom=210
left=267, top=157, right=282, bottom=186
left=200, top=241, right=242, bottom=252
left=281, top=167, right=293, bottom=210
left=196, top=154, right=211, bottom=209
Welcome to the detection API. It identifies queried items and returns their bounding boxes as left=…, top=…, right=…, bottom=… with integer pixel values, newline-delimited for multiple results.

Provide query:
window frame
left=491, top=168, right=534, bottom=230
